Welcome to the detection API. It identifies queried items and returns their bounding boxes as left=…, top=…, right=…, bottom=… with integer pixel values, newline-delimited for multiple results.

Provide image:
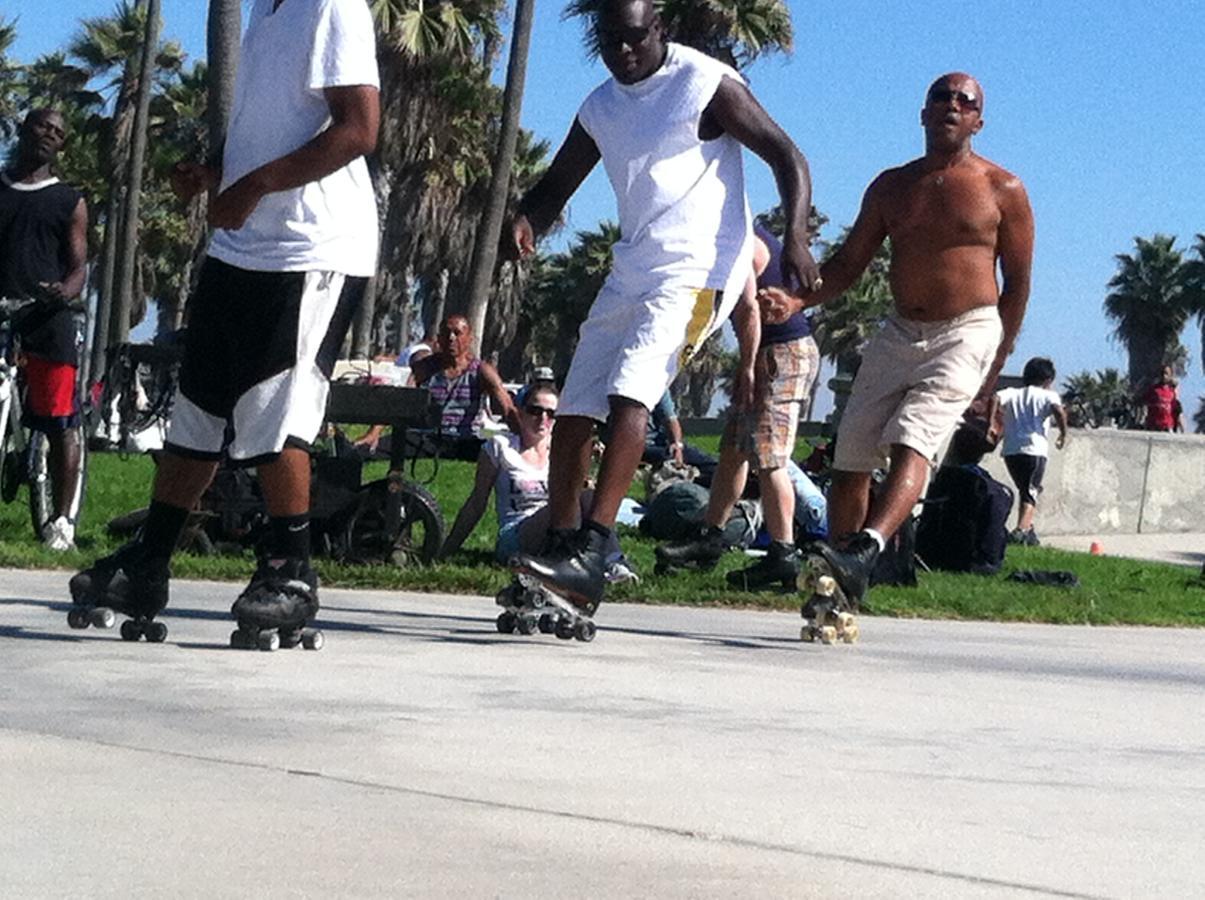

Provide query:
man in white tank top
left=504, top=0, right=820, bottom=613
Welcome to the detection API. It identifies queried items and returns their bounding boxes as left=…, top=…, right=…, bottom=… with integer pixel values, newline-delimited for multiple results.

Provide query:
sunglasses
left=598, top=24, right=653, bottom=49
left=525, top=405, right=556, bottom=420
left=927, top=88, right=980, bottom=110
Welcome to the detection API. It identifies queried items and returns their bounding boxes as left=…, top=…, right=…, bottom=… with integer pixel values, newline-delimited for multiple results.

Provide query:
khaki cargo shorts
left=833, top=306, right=1002, bottom=472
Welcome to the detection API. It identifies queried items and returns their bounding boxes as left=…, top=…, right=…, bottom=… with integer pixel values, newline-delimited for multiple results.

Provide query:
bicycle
left=0, top=295, right=89, bottom=541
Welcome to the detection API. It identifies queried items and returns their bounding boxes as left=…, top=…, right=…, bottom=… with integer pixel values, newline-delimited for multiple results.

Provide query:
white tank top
left=577, top=43, right=753, bottom=298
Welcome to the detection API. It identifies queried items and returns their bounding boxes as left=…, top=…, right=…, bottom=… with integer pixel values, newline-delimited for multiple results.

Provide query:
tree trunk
left=206, top=0, right=240, bottom=155
left=90, top=187, right=124, bottom=379
left=462, top=0, right=536, bottom=354
left=111, top=0, right=161, bottom=345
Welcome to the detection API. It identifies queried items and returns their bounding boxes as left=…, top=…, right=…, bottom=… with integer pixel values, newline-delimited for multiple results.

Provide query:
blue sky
left=7, top=0, right=1205, bottom=417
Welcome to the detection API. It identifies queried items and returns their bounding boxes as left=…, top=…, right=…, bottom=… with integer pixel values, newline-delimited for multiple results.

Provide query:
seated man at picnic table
left=355, top=313, right=517, bottom=460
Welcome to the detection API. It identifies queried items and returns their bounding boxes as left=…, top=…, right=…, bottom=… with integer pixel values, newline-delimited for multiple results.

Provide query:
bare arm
left=209, top=84, right=380, bottom=230
left=731, top=271, right=760, bottom=412
left=478, top=361, right=519, bottom=432
left=978, top=178, right=1035, bottom=399
left=438, top=449, right=499, bottom=558
left=43, top=198, right=88, bottom=301
left=1052, top=403, right=1068, bottom=449
left=705, top=78, right=819, bottom=291
left=761, top=176, right=891, bottom=323
left=506, top=119, right=601, bottom=259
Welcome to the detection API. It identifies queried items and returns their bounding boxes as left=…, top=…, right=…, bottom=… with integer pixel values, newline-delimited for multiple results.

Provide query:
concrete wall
left=978, top=428, right=1205, bottom=535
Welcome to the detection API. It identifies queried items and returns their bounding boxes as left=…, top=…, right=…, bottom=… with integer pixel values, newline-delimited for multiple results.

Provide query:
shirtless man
left=503, top=0, right=818, bottom=614
left=762, top=72, right=1034, bottom=605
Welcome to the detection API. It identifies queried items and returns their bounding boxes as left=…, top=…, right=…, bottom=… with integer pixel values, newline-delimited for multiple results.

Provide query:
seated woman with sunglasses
left=439, top=385, right=627, bottom=571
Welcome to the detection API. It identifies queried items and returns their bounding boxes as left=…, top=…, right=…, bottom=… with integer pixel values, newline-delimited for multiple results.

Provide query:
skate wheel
left=301, top=629, right=324, bottom=651
left=230, top=629, right=253, bottom=650
left=554, top=620, right=575, bottom=640
left=496, top=612, right=517, bottom=634
left=841, top=625, right=859, bottom=644
left=800, top=625, right=816, bottom=643
left=279, top=629, right=303, bottom=649
left=517, top=616, right=537, bottom=636
left=815, top=575, right=837, bottom=597
left=145, top=621, right=168, bottom=643
left=67, top=608, right=88, bottom=629
left=820, top=626, right=838, bottom=645
left=574, top=619, right=597, bottom=643
left=120, top=619, right=141, bottom=641
left=91, top=607, right=116, bottom=629
left=537, top=613, right=556, bottom=634
left=257, top=630, right=281, bottom=652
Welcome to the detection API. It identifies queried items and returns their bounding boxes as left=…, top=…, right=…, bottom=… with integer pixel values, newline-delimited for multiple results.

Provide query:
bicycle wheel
left=345, top=478, right=445, bottom=565
left=28, top=425, right=88, bottom=539
left=0, top=392, right=26, bottom=504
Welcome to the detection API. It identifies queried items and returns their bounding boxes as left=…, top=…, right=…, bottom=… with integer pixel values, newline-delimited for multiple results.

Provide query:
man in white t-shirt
left=989, top=356, right=1067, bottom=545
left=503, top=0, right=820, bottom=615
left=71, top=0, right=380, bottom=640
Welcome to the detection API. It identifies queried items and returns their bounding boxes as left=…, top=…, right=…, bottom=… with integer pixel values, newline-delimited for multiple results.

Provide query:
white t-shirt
left=207, top=0, right=380, bottom=276
left=576, top=43, right=753, bottom=298
left=997, top=386, right=1062, bottom=456
left=484, top=433, right=549, bottom=530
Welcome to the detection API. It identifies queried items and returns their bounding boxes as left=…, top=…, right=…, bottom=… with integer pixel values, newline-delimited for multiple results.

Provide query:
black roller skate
left=797, top=533, right=879, bottom=645
left=654, top=523, right=726, bottom=575
left=494, top=574, right=596, bottom=642
left=67, top=542, right=170, bottom=642
left=511, top=525, right=608, bottom=641
left=726, top=540, right=800, bottom=591
left=229, top=557, right=323, bottom=652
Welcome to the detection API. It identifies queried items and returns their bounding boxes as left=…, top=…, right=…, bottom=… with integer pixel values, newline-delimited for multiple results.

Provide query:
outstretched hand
left=781, top=235, right=821, bottom=294
left=505, top=214, right=536, bottom=262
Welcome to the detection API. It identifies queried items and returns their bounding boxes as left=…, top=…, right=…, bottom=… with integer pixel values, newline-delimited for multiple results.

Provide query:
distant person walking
left=1141, top=365, right=1184, bottom=433
left=990, top=357, right=1067, bottom=546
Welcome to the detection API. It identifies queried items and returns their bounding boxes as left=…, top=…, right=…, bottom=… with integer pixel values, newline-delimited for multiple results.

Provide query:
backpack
left=916, top=464, right=1013, bottom=575
left=870, top=513, right=918, bottom=587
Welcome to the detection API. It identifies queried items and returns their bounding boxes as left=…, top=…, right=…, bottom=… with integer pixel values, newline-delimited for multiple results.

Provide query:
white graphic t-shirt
left=207, top=0, right=380, bottom=276
left=484, top=433, right=549, bottom=530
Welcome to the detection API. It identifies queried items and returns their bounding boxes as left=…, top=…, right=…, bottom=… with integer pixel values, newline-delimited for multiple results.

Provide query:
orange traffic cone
left=1089, top=541, right=1103, bottom=556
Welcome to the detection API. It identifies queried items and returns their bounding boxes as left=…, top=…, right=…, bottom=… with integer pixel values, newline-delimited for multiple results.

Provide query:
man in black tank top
left=0, top=108, right=90, bottom=549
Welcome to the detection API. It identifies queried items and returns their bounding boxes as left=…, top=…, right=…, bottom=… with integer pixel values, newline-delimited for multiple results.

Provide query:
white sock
left=861, top=528, right=886, bottom=552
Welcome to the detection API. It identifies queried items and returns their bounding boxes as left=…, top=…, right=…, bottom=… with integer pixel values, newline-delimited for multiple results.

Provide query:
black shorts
left=166, top=257, right=365, bottom=465
left=1004, top=453, right=1046, bottom=506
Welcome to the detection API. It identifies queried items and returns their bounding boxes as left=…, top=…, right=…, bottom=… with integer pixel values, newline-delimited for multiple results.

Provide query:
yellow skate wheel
left=842, top=624, right=859, bottom=644
left=815, top=575, right=837, bottom=597
left=820, top=626, right=837, bottom=645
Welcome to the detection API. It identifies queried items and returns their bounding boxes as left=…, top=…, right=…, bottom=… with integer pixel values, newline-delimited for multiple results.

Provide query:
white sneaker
left=43, top=516, right=75, bottom=552
left=604, top=554, right=640, bottom=585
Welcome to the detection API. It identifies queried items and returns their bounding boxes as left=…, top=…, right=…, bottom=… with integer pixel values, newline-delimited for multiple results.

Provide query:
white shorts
left=833, top=306, right=1002, bottom=471
left=166, top=258, right=365, bottom=464
left=559, top=281, right=734, bottom=421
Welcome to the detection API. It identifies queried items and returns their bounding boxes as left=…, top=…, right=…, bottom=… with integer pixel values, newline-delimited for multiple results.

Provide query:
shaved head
left=926, top=72, right=984, bottom=111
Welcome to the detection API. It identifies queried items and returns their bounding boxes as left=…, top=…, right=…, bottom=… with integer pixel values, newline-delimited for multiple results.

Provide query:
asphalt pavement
left=1, top=567, right=1202, bottom=898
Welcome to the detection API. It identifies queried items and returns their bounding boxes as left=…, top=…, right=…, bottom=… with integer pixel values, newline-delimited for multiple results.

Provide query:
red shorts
left=24, top=355, right=80, bottom=420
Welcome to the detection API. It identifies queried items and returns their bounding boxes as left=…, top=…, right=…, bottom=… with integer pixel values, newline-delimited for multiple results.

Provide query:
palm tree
left=71, top=0, right=185, bottom=375
left=206, top=0, right=240, bottom=153
left=462, top=0, right=537, bottom=355
left=1182, top=233, right=1205, bottom=373
left=1103, top=234, right=1190, bottom=392
left=0, top=19, right=25, bottom=140
left=565, top=0, right=794, bottom=68
left=811, top=233, right=893, bottom=368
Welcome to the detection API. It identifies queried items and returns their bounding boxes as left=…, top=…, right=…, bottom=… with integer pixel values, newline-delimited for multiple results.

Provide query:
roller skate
left=797, top=532, right=879, bottom=646
left=725, top=540, right=800, bottom=591
left=654, top=523, right=726, bottom=575
left=494, top=574, right=596, bottom=642
left=67, top=542, right=170, bottom=642
left=229, top=557, right=324, bottom=652
left=511, top=524, right=608, bottom=640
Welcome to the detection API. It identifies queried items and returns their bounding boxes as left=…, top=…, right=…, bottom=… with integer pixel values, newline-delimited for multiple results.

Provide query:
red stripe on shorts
left=24, top=355, right=79, bottom=418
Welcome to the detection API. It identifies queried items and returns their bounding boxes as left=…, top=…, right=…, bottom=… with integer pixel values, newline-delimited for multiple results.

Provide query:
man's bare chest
left=883, top=173, right=1002, bottom=247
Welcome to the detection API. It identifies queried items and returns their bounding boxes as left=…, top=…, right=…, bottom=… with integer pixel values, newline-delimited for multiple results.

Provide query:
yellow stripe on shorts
left=678, top=288, right=720, bottom=368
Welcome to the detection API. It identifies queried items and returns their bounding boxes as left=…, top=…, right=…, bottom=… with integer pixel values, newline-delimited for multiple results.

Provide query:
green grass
left=3, top=449, right=1203, bottom=628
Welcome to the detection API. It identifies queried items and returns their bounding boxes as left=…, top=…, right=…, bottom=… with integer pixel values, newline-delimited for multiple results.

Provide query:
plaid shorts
left=722, top=336, right=820, bottom=469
